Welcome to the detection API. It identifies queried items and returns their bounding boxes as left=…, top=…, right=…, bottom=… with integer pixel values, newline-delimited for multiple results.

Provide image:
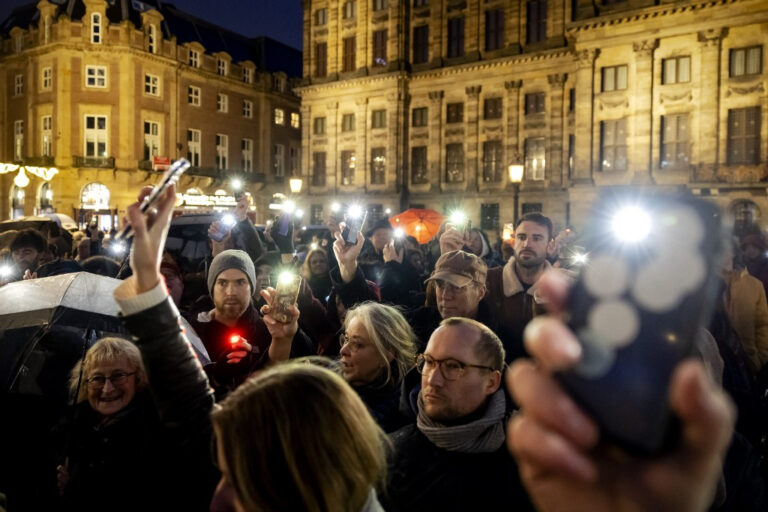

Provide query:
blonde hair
left=301, top=247, right=329, bottom=279
left=68, top=337, right=148, bottom=402
left=211, top=364, right=387, bottom=512
left=344, top=302, right=417, bottom=385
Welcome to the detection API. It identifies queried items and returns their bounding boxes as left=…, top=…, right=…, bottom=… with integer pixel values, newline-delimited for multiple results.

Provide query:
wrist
left=136, top=273, right=162, bottom=295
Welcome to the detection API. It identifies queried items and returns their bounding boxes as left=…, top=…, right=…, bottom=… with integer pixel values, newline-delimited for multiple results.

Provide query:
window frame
left=83, top=114, right=108, bottom=158
left=601, top=65, right=628, bottom=92
left=188, top=85, right=201, bottom=106
left=217, top=93, right=229, bottom=113
left=144, top=73, right=160, bottom=97
left=661, top=56, right=691, bottom=85
left=599, top=118, right=628, bottom=172
left=42, top=67, right=52, bottom=90
left=243, top=99, right=253, bottom=119
left=187, top=128, right=201, bottom=167
left=85, top=65, right=107, bottom=88
left=372, top=109, right=387, bottom=129
left=729, top=46, right=763, bottom=78
left=215, top=133, right=229, bottom=170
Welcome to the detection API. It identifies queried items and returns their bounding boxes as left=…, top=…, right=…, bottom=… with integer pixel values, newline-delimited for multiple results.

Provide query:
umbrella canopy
left=0, top=272, right=210, bottom=393
left=390, top=208, right=445, bottom=244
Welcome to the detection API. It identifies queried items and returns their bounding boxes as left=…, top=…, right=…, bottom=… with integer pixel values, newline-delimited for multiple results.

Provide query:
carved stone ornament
left=445, top=128, right=465, bottom=137
left=726, top=83, right=765, bottom=97
left=575, top=49, right=600, bottom=67
left=697, top=28, right=728, bottom=48
left=660, top=91, right=693, bottom=105
left=355, top=97, right=369, bottom=106
left=326, top=101, right=339, bottom=110
left=428, top=90, right=444, bottom=102
left=598, top=95, right=629, bottom=111
left=547, top=73, right=567, bottom=87
left=483, top=125, right=502, bottom=135
left=505, top=80, right=522, bottom=90
left=411, top=132, right=429, bottom=140
left=465, top=85, right=482, bottom=97
left=632, top=39, right=659, bottom=57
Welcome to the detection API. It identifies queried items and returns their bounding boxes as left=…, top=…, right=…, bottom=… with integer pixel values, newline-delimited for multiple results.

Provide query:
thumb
left=127, top=202, right=147, bottom=239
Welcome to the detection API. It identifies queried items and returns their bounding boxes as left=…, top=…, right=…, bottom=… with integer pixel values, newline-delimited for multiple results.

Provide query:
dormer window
left=243, top=67, right=253, bottom=84
left=147, top=24, right=157, bottom=54
left=217, top=58, right=228, bottom=76
left=188, top=49, right=199, bottom=68
left=91, top=13, right=102, bottom=44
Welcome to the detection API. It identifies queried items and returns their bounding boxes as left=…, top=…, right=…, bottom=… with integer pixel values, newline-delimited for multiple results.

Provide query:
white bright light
left=283, top=200, right=296, bottom=214
left=278, top=271, right=295, bottom=286
left=449, top=210, right=466, bottom=226
left=612, top=207, right=651, bottom=243
left=221, top=214, right=237, bottom=227
left=110, top=241, right=126, bottom=255
left=14, top=168, right=29, bottom=188
left=295, top=209, right=304, bottom=219
left=310, top=242, right=318, bottom=250
left=394, top=227, right=405, bottom=239
left=385, top=208, right=392, bottom=215
left=231, top=178, right=242, bottom=191
left=331, top=202, right=341, bottom=213
left=573, top=253, right=588, bottom=265
left=347, top=204, right=363, bottom=219
left=0, top=265, right=13, bottom=277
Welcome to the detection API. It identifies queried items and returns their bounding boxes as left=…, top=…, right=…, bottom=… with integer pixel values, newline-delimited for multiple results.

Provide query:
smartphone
left=114, top=158, right=190, bottom=241
left=393, top=227, right=405, bottom=253
left=342, top=208, right=367, bottom=245
left=234, top=190, right=244, bottom=202
left=556, top=193, right=724, bottom=455
left=272, top=271, right=301, bottom=323
left=464, top=219, right=472, bottom=236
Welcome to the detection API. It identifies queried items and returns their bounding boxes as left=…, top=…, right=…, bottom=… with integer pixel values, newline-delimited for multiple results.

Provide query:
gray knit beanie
left=207, top=249, right=256, bottom=297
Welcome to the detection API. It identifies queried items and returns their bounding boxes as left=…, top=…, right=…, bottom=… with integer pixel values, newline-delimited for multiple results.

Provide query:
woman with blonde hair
left=302, top=247, right=332, bottom=304
left=339, top=301, right=417, bottom=431
left=212, top=363, right=387, bottom=512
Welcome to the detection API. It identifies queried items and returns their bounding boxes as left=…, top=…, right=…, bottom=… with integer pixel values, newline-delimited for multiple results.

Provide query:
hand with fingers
left=506, top=270, right=735, bottom=512
left=333, top=228, right=364, bottom=284
left=208, top=221, right=234, bottom=256
left=224, top=337, right=253, bottom=365
left=259, top=287, right=300, bottom=365
left=383, top=239, right=403, bottom=264
left=440, top=225, right=467, bottom=255
left=234, top=194, right=250, bottom=222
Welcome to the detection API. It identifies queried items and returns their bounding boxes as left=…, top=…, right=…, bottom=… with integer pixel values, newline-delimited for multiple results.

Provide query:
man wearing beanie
left=187, top=249, right=314, bottom=393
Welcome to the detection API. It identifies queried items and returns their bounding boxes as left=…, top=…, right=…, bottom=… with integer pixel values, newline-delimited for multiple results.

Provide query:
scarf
left=416, top=389, right=506, bottom=453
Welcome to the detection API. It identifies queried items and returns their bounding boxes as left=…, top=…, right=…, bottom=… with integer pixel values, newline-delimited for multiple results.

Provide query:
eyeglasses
left=85, top=371, right=137, bottom=389
left=415, top=354, right=495, bottom=381
left=340, top=333, right=370, bottom=353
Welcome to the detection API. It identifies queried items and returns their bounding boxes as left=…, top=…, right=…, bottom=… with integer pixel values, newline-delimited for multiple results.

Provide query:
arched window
left=81, top=182, right=110, bottom=210
left=91, top=13, right=102, bottom=44
left=39, top=182, right=53, bottom=212
left=11, top=186, right=25, bottom=219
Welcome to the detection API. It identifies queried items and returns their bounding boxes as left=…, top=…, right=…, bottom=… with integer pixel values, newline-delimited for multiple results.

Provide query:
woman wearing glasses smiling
left=339, top=302, right=417, bottom=432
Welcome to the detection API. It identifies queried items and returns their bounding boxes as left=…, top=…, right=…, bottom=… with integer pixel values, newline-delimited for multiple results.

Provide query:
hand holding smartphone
left=271, top=271, right=301, bottom=323
left=341, top=205, right=367, bottom=245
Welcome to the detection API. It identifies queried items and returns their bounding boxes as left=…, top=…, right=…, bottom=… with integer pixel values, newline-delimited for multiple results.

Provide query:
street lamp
left=508, top=162, right=524, bottom=224
left=289, top=177, right=303, bottom=194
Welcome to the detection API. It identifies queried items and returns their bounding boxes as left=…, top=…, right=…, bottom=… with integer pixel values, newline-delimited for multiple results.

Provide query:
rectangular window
left=525, top=92, right=546, bottom=115
left=341, top=150, right=356, bottom=185
left=660, top=114, right=690, bottom=169
left=188, top=49, right=199, bottom=67
left=730, top=46, right=762, bottom=77
left=217, top=58, right=227, bottom=76
left=412, top=107, right=428, bottom=127
left=315, top=8, right=327, bottom=25
left=311, top=204, right=325, bottom=226
left=662, top=56, right=691, bottom=84
left=187, top=129, right=201, bottom=167
left=446, top=143, right=465, bottom=182
left=481, top=203, right=500, bottom=230
left=216, top=134, right=228, bottom=170
left=727, top=107, right=761, bottom=165
left=243, top=139, right=254, bottom=172
left=272, top=75, right=285, bottom=93
left=243, top=67, right=252, bottom=84
left=290, top=112, right=300, bottom=129
left=14, top=74, right=23, bottom=96
left=85, top=65, right=107, bottom=88
left=84, top=115, right=107, bottom=157
left=602, top=65, right=628, bottom=92
left=371, top=147, right=386, bottom=184
left=13, top=120, right=23, bottom=161
left=447, top=102, right=464, bottom=123
left=373, top=30, right=388, bottom=67
left=343, top=1, right=357, bottom=18
left=290, top=147, right=300, bottom=175
left=485, top=9, right=504, bottom=52
left=312, top=152, right=326, bottom=186
left=147, top=25, right=157, bottom=54
left=526, top=0, right=547, bottom=44
left=483, top=97, right=503, bottom=119
left=274, top=108, right=285, bottom=125
left=315, top=42, right=328, bottom=78
left=482, top=140, right=503, bottom=182
left=372, top=109, right=386, bottom=129
left=525, top=137, right=547, bottom=180
left=144, top=74, right=160, bottom=96
left=314, top=117, right=326, bottom=135
left=343, top=37, right=356, bottom=72
left=448, top=17, right=465, bottom=58
left=41, top=115, right=52, bottom=157
left=414, top=0, right=428, bottom=6
left=143, top=121, right=160, bottom=160
left=272, top=143, right=284, bottom=176
left=600, top=119, right=628, bottom=172
left=91, top=13, right=101, bottom=44
left=42, top=67, right=52, bottom=90
left=411, top=146, right=428, bottom=184
left=374, top=0, right=388, bottom=10
left=569, top=88, right=575, bottom=113
left=342, top=113, right=356, bottom=132
left=413, top=25, right=429, bottom=64
left=243, top=99, right=253, bottom=119
left=188, top=85, right=200, bottom=106
left=217, top=93, right=228, bottom=113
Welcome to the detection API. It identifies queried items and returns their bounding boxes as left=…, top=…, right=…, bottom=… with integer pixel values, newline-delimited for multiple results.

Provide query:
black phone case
left=557, top=193, right=724, bottom=455
left=342, top=211, right=367, bottom=245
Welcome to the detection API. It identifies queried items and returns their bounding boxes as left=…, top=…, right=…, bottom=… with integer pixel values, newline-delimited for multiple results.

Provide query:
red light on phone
left=229, top=335, right=240, bottom=345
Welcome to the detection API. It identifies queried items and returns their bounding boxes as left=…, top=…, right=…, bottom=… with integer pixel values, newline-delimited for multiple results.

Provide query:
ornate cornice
left=632, top=39, right=659, bottom=57
left=465, top=85, right=482, bottom=98
left=505, top=80, right=522, bottom=90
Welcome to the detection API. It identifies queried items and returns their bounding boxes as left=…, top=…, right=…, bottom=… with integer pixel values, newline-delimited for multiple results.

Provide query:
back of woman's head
left=69, top=337, right=148, bottom=402
left=344, top=302, right=417, bottom=384
left=211, top=364, right=387, bottom=512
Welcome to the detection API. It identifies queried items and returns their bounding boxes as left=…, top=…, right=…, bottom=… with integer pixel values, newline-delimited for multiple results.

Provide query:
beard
left=516, top=250, right=545, bottom=268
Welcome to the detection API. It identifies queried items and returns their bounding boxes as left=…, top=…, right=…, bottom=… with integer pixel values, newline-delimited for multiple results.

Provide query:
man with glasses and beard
left=383, top=318, right=533, bottom=512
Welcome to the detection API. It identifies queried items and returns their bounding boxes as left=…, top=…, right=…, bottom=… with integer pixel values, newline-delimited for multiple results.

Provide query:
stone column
left=572, top=48, right=599, bottom=183
left=696, top=29, right=727, bottom=182
left=355, top=97, right=368, bottom=189
left=465, top=85, right=482, bottom=191
left=547, top=73, right=567, bottom=187
left=326, top=101, right=339, bottom=192
left=300, top=103, right=312, bottom=188
left=631, top=39, right=658, bottom=184
left=504, top=80, right=522, bottom=183
left=428, top=90, right=444, bottom=190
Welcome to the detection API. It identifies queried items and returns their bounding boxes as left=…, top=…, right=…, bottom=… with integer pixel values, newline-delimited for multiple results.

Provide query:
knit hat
left=207, top=249, right=256, bottom=297
left=425, top=250, right=488, bottom=288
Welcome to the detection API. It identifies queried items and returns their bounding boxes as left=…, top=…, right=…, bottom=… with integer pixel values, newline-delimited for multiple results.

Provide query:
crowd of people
left=0, top=185, right=760, bottom=511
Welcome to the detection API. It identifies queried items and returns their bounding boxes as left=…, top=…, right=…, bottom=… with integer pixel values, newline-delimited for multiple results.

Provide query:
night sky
left=0, top=0, right=304, bottom=49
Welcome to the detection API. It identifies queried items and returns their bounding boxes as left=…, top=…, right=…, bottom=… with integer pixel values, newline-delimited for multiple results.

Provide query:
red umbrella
left=390, top=208, right=445, bottom=244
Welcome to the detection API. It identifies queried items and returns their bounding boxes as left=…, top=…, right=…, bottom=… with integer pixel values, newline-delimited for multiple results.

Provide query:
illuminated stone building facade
left=298, top=0, right=768, bottom=234
left=0, top=0, right=301, bottom=226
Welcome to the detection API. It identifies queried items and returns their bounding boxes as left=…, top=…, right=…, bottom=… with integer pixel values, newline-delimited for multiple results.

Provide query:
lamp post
left=289, top=177, right=303, bottom=194
left=508, top=162, right=524, bottom=224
